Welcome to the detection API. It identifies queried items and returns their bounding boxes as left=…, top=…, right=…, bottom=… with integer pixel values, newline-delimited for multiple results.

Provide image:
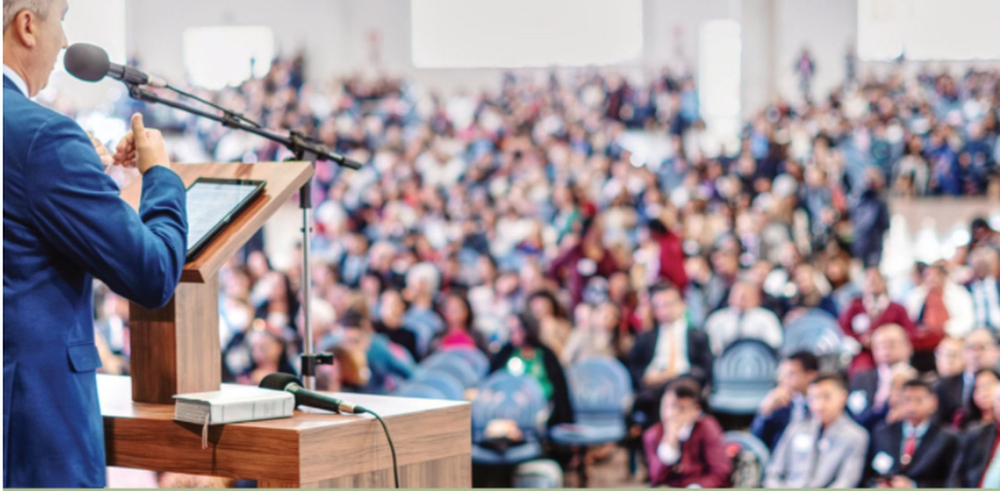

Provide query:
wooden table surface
left=99, top=375, right=472, bottom=487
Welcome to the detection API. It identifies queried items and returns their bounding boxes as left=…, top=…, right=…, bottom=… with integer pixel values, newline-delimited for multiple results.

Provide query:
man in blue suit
left=750, top=351, right=819, bottom=450
left=3, top=0, right=187, bottom=486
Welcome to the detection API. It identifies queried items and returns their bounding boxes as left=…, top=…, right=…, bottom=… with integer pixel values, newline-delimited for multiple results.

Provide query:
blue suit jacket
left=3, top=75, right=187, bottom=487
left=751, top=403, right=799, bottom=451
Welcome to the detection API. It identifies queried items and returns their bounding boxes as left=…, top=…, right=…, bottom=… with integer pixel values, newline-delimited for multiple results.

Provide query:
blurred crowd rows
left=82, top=57, right=1000, bottom=487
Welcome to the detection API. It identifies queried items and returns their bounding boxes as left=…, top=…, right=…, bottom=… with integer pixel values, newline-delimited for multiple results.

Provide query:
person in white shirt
left=966, top=247, right=1000, bottom=333
left=703, top=281, right=783, bottom=355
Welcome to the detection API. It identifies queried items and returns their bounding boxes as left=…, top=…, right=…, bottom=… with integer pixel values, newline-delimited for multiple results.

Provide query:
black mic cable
left=361, top=407, right=399, bottom=488
left=260, top=373, right=399, bottom=488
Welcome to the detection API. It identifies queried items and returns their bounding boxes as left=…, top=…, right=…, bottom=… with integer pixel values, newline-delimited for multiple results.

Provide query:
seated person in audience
left=628, top=283, right=713, bottom=426
left=236, top=328, right=297, bottom=386
left=905, top=261, right=975, bottom=372
left=764, top=374, right=869, bottom=488
left=786, top=263, right=838, bottom=318
left=751, top=351, right=819, bottom=450
left=430, top=292, right=487, bottom=354
left=847, top=324, right=913, bottom=423
left=703, top=280, right=783, bottom=355
left=866, top=379, right=959, bottom=488
left=373, top=289, right=420, bottom=362
left=949, top=384, right=1000, bottom=488
left=490, top=313, right=574, bottom=428
left=937, top=328, right=1000, bottom=427
left=854, top=363, right=917, bottom=434
left=966, top=247, right=1000, bottom=333
left=561, top=301, right=618, bottom=367
left=840, top=268, right=915, bottom=375
left=935, top=336, right=966, bottom=379
left=956, top=368, right=999, bottom=430
left=403, top=262, right=446, bottom=357
left=333, top=309, right=414, bottom=394
left=642, top=378, right=732, bottom=488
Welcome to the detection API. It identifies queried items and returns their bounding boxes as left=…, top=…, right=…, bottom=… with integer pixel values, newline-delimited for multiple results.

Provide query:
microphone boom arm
left=124, top=83, right=361, bottom=169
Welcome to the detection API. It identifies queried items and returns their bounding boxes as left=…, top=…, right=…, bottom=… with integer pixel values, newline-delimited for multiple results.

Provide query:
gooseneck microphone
left=64, top=43, right=166, bottom=88
left=260, top=373, right=366, bottom=414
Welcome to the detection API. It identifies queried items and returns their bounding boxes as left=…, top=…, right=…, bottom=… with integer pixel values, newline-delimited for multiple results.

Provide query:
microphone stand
left=125, top=83, right=358, bottom=390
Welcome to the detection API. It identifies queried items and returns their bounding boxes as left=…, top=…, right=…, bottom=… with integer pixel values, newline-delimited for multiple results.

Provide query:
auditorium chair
left=471, top=373, right=549, bottom=465
left=782, top=308, right=852, bottom=372
left=549, top=356, right=633, bottom=486
left=708, top=339, right=779, bottom=415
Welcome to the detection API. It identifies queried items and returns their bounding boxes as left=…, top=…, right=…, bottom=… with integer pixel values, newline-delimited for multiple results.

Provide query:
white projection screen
left=411, top=0, right=643, bottom=68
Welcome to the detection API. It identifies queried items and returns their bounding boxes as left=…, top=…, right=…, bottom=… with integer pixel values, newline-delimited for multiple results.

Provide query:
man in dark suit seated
left=751, top=351, right=819, bottom=450
left=936, top=328, right=1000, bottom=427
left=642, top=378, right=732, bottom=488
left=950, top=385, right=1000, bottom=487
left=848, top=324, right=913, bottom=428
left=866, top=379, right=959, bottom=488
left=628, top=283, right=713, bottom=427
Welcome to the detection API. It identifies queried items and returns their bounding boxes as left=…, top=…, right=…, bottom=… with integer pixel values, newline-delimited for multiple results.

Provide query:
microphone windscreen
left=259, top=372, right=303, bottom=392
left=64, top=43, right=110, bottom=82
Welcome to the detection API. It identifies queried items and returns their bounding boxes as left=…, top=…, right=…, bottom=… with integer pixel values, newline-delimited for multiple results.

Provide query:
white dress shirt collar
left=3, top=64, right=29, bottom=96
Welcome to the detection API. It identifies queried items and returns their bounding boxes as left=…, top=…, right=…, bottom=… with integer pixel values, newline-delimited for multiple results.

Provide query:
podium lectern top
left=120, top=161, right=312, bottom=283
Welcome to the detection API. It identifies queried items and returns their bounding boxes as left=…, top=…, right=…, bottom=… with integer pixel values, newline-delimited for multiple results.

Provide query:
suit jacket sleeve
left=25, top=115, right=187, bottom=309
left=828, top=429, right=868, bottom=488
left=687, top=329, right=714, bottom=388
left=751, top=406, right=788, bottom=450
left=628, top=331, right=653, bottom=390
left=763, top=424, right=791, bottom=488
left=643, top=423, right=669, bottom=486
left=692, top=417, right=733, bottom=488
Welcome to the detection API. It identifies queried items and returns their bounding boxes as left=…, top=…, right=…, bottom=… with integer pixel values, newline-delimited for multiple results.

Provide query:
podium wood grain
left=129, top=278, right=221, bottom=403
left=100, top=375, right=472, bottom=487
left=123, top=162, right=312, bottom=403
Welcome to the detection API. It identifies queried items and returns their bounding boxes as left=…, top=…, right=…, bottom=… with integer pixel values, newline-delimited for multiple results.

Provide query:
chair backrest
left=565, top=357, right=633, bottom=418
left=410, top=368, right=466, bottom=400
left=420, top=348, right=489, bottom=385
left=444, top=347, right=490, bottom=377
left=724, top=431, right=770, bottom=489
left=513, top=459, right=563, bottom=488
left=471, top=372, right=549, bottom=443
left=394, top=382, right=448, bottom=400
left=713, top=339, right=779, bottom=391
left=782, top=310, right=850, bottom=370
left=723, top=431, right=770, bottom=467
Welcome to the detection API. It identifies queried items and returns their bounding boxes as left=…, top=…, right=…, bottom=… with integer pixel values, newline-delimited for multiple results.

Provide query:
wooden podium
left=100, top=375, right=471, bottom=487
left=109, top=162, right=473, bottom=487
left=120, top=161, right=312, bottom=404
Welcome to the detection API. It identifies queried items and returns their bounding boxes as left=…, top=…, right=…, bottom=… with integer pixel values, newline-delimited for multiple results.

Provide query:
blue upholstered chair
left=709, top=339, right=779, bottom=415
left=471, top=373, right=549, bottom=465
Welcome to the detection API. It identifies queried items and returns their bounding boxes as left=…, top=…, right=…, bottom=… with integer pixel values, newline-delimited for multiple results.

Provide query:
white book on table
left=173, top=386, right=295, bottom=431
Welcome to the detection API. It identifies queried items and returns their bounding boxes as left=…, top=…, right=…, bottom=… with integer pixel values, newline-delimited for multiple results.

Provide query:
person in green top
left=490, top=312, right=575, bottom=428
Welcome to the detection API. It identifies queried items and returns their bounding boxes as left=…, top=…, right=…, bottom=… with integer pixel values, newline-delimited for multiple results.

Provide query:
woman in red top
left=839, top=268, right=914, bottom=375
left=642, top=378, right=732, bottom=488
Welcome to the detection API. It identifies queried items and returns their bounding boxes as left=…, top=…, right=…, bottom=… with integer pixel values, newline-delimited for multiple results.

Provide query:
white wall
left=773, top=0, right=857, bottom=104
left=123, top=0, right=858, bottom=115
left=126, top=0, right=349, bottom=87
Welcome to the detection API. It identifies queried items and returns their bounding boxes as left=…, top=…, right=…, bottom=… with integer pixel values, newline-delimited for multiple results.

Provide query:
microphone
left=260, top=373, right=366, bottom=415
left=64, top=43, right=166, bottom=88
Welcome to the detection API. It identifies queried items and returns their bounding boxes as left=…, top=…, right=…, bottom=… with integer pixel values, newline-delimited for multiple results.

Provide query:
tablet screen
left=185, top=179, right=264, bottom=258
